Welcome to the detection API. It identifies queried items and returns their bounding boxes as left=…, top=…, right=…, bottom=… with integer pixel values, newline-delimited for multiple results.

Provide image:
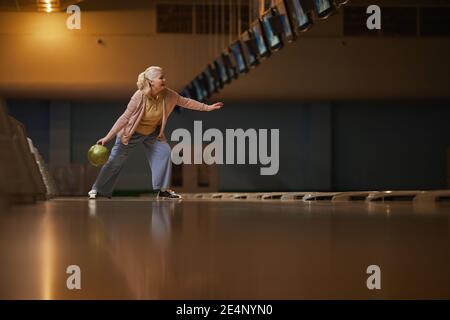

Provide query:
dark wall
left=333, top=102, right=450, bottom=190
left=6, top=99, right=450, bottom=191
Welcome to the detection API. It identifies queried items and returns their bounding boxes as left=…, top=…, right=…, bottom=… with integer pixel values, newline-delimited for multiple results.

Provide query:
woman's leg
left=91, top=134, right=143, bottom=197
left=142, top=136, right=172, bottom=190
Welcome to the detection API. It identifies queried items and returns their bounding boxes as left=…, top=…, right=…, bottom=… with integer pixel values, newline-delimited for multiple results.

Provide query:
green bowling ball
left=87, top=144, right=109, bottom=167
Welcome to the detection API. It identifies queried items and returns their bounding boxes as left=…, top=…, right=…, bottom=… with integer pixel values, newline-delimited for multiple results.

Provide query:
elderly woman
left=88, top=66, right=223, bottom=199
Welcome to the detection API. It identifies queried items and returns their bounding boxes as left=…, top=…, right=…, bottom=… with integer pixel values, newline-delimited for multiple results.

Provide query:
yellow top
left=135, top=92, right=164, bottom=135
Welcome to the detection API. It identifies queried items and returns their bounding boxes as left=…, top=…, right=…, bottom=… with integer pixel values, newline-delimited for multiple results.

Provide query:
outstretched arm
left=177, top=94, right=224, bottom=112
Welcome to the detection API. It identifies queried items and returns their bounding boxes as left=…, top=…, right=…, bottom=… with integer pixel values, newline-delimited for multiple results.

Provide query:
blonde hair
left=136, top=66, right=163, bottom=97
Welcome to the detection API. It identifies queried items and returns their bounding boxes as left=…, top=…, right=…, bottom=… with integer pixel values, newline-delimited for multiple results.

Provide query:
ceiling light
left=37, top=0, right=60, bottom=13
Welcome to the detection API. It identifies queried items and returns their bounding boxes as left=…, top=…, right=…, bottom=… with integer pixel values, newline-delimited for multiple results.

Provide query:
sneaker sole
left=157, top=196, right=182, bottom=200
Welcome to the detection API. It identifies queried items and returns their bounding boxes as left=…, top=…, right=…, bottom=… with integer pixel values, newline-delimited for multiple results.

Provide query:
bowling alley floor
left=0, top=197, right=449, bottom=300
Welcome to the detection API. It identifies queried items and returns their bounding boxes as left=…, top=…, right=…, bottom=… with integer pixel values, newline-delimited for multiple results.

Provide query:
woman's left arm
left=176, top=94, right=224, bottom=112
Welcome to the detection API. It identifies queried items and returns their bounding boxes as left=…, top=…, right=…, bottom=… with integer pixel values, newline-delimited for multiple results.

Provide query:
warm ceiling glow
left=38, top=0, right=60, bottom=12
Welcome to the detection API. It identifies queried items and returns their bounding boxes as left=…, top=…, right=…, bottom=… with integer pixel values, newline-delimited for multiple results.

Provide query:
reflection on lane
left=0, top=199, right=449, bottom=299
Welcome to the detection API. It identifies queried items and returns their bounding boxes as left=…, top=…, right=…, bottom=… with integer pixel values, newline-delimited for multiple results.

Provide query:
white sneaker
left=88, top=190, right=97, bottom=199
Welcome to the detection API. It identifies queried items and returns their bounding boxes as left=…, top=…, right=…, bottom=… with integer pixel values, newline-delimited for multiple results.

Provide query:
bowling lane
left=0, top=198, right=449, bottom=299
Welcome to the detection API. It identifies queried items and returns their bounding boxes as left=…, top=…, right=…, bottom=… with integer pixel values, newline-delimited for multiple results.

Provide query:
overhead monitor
left=180, top=87, right=191, bottom=99
left=275, top=0, right=296, bottom=42
left=230, top=41, right=249, bottom=74
left=313, top=0, right=335, bottom=19
left=261, top=9, right=284, bottom=51
left=222, top=52, right=238, bottom=80
left=187, top=84, right=196, bottom=100
left=214, top=55, right=230, bottom=86
left=197, top=73, right=210, bottom=100
left=287, top=0, right=313, bottom=33
left=241, top=30, right=259, bottom=68
left=203, top=65, right=216, bottom=95
left=251, top=20, right=270, bottom=58
left=192, top=78, right=205, bottom=102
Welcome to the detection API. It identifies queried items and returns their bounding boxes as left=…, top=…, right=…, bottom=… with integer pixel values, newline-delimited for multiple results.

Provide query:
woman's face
left=149, top=73, right=166, bottom=94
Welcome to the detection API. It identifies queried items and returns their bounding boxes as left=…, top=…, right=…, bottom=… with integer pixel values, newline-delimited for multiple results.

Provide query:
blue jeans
left=91, top=131, right=172, bottom=197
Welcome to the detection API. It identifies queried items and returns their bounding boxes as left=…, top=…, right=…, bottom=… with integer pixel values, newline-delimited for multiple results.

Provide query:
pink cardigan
left=105, top=88, right=209, bottom=145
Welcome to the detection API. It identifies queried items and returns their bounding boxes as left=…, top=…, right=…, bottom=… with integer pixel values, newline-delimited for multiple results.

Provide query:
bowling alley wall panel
left=0, top=98, right=57, bottom=207
left=1, top=8, right=450, bottom=101
left=5, top=99, right=450, bottom=193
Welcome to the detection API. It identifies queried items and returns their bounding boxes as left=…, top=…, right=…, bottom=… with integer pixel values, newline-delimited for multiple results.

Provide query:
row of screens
left=180, top=0, right=348, bottom=102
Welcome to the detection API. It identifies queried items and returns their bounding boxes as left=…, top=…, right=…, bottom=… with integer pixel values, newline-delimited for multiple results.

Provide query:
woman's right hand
left=96, top=137, right=108, bottom=146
